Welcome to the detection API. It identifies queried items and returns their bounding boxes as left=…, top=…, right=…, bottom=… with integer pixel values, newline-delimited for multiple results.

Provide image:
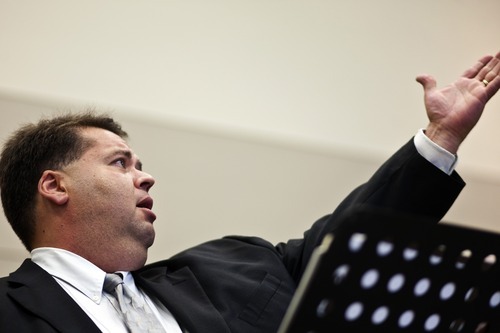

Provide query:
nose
left=136, top=170, right=155, bottom=192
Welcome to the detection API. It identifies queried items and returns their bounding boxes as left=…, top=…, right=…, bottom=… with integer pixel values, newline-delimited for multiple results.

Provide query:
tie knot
left=103, top=273, right=124, bottom=293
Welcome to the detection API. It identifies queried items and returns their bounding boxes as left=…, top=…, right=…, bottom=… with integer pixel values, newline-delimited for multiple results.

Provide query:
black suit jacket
left=0, top=140, right=465, bottom=332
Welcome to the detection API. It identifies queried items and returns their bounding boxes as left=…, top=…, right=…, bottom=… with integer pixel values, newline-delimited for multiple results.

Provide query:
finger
left=478, top=52, right=500, bottom=99
left=483, top=52, right=500, bottom=83
left=416, top=74, right=437, bottom=92
left=462, top=55, right=494, bottom=79
left=484, top=76, right=500, bottom=100
left=477, top=52, right=500, bottom=81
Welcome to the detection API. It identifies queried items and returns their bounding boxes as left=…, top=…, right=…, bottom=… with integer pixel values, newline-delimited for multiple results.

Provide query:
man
left=0, top=52, right=499, bottom=332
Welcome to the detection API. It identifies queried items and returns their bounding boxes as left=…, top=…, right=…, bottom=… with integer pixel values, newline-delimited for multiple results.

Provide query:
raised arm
left=281, top=52, right=500, bottom=282
left=417, top=51, right=500, bottom=154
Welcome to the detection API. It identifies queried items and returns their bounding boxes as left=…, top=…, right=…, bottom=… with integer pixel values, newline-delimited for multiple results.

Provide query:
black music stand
left=277, top=207, right=500, bottom=333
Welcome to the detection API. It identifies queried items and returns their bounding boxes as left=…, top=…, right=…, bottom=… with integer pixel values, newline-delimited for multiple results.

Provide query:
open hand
left=416, top=52, right=500, bottom=154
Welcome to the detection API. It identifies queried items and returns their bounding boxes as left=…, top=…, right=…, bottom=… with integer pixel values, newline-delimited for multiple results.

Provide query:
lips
left=137, top=196, right=154, bottom=210
left=137, top=196, right=156, bottom=222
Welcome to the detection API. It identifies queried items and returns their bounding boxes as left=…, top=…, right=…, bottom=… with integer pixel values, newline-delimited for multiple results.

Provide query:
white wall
left=1, top=1, right=500, bottom=276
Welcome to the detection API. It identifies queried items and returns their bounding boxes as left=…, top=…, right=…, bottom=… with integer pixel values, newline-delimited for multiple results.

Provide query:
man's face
left=60, top=127, right=156, bottom=271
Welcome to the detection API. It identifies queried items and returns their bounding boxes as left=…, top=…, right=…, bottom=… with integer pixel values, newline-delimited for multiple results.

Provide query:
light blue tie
left=104, top=273, right=166, bottom=333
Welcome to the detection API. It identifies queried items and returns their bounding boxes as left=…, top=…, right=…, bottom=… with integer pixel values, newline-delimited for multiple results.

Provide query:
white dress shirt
left=414, top=128, right=457, bottom=175
left=31, top=248, right=182, bottom=333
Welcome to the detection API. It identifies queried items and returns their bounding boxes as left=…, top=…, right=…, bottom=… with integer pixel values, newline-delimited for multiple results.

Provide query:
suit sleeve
left=277, top=138, right=465, bottom=283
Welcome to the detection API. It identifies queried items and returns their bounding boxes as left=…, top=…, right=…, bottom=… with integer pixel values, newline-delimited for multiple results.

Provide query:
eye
left=113, top=158, right=127, bottom=168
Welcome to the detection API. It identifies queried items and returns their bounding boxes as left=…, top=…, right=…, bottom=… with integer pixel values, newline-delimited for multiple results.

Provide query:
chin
left=144, top=230, right=156, bottom=248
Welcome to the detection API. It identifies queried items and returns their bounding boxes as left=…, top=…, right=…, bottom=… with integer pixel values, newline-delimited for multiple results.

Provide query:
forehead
left=79, top=127, right=133, bottom=155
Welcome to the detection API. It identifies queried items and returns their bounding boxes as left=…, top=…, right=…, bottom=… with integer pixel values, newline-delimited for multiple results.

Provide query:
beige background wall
left=1, top=1, right=500, bottom=276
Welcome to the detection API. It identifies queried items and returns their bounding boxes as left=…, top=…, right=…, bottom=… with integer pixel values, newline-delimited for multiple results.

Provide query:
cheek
left=73, top=175, right=134, bottom=213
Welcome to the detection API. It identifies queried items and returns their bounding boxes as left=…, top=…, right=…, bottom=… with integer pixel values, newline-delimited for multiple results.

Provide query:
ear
left=38, top=170, right=69, bottom=205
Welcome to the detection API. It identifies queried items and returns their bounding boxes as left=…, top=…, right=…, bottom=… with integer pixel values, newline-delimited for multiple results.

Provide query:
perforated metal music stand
left=278, top=207, right=500, bottom=333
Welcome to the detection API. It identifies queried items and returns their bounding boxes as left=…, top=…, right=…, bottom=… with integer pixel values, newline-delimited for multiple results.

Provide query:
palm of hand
left=417, top=52, right=499, bottom=153
left=425, top=77, right=487, bottom=147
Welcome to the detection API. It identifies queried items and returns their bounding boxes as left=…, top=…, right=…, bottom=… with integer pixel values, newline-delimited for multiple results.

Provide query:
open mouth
left=137, top=197, right=153, bottom=210
left=137, top=196, right=156, bottom=222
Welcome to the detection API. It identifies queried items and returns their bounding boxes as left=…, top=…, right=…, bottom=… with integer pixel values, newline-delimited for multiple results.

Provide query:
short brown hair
left=0, top=111, right=128, bottom=251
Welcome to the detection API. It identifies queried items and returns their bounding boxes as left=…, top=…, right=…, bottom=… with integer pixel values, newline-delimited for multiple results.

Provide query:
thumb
left=416, top=74, right=437, bottom=93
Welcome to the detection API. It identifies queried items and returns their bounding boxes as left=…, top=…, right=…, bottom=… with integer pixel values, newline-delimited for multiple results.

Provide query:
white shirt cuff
left=413, top=129, right=458, bottom=175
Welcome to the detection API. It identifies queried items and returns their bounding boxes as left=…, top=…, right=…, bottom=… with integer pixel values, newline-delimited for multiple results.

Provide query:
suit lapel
left=135, top=265, right=231, bottom=333
left=7, top=259, right=101, bottom=333
left=9, top=259, right=230, bottom=333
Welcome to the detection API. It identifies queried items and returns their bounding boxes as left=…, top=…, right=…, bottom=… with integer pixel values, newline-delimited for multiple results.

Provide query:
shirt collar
left=31, top=247, right=114, bottom=304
